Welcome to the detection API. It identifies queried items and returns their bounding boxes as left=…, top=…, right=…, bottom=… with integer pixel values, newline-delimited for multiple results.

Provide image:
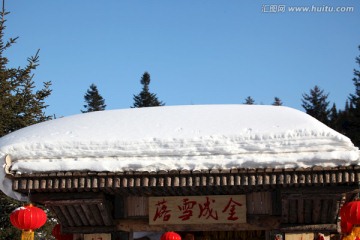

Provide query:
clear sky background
left=4, top=0, right=360, bottom=117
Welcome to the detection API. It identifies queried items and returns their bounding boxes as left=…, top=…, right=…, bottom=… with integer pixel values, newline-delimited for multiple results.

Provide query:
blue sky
left=4, top=0, right=360, bottom=117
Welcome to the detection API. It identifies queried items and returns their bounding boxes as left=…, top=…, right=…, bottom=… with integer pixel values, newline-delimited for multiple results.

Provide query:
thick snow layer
left=0, top=105, right=359, bottom=199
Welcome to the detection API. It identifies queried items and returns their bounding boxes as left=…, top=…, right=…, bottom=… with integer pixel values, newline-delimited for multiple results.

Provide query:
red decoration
left=340, top=219, right=353, bottom=234
left=52, top=224, right=74, bottom=240
left=316, top=233, right=325, bottom=240
left=161, top=232, right=182, bottom=240
left=341, top=202, right=350, bottom=219
left=10, top=203, right=47, bottom=230
left=341, top=201, right=360, bottom=225
left=10, top=203, right=47, bottom=240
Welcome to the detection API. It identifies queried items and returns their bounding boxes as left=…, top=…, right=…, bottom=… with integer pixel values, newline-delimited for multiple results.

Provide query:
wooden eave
left=10, top=165, right=360, bottom=196
left=8, top=165, right=360, bottom=234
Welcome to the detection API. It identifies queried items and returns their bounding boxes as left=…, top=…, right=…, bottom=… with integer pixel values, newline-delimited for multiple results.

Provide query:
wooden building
left=6, top=165, right=360, bottom=239
left=1, top=105, right=359, bottom=240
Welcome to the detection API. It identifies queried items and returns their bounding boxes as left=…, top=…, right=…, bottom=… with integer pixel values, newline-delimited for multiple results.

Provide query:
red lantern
left=52, top=224, right=73, bottom=240
left=341, top=202, right=351, bottom=219
left=340, top=219, right=353, bottom=234
left=161, top=232, right=182, bottom=240
left=342, top=201, right=360, bottom=225
left=10, top=203, right=47, bottom=240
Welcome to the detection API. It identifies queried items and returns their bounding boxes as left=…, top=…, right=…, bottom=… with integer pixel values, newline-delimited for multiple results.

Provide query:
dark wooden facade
left=7, top=165, right=360, bottom=238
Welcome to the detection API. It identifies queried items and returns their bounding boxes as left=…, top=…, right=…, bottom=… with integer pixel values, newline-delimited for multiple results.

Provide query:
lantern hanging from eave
left=341, top=219, right=353, bottom=235
left=52, top=224, right=74, bottom=240
left=10, top=203, right=47, bottom=240
left=160, top=232, right=182, bottom=240
left=341, top=202, right=351, bottom=220
left=342, top=201, right=360, bottom=225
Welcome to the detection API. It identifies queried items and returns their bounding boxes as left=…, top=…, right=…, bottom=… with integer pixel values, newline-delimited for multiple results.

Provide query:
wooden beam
left=44, top=198, right=104, bottom=206
left=281, top=186, right=359, bottom=195
left=280, top=223, right=337, bottom=232
left=62, top=225, right=116, bottom=234
left=114, top=215, right=281, bottom=232
left=30, top=192, right=107, bottom=203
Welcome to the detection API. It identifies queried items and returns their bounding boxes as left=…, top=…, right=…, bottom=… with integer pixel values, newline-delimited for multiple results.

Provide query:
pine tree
left=336, top=105, right=350, bottom=135
left=132, top=72, right=164, bottom=108
left=0, top=35, right=51, bottom=135
left=81, top=83, right=106, bottom=113
left=243, top=96, right=255, bottom=105
left=272, top=97, right=283, bottom=106
left=349, top=47, right=360, bottom=108
left=329, top=103, right=339, bottom=130
left=345, top=45, right=360, bottom=146
left=301, top=85, right=330, bottom=125
left=0, top=3, right=53, bottom=239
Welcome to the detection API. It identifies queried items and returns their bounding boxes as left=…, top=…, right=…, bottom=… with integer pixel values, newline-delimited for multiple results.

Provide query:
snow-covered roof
left=0, top=105, right=359, bottom=199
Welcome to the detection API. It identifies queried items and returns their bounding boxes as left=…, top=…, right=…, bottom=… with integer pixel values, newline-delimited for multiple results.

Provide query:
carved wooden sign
left=149, top=195, right=246, bottom=225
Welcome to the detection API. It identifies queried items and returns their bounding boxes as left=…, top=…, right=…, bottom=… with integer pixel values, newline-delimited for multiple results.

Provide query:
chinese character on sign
left=178, top=198, right=197, bottom=221
left=149, top=195, right=246, bottom=225
left=198, top=196, right=218, bottom=220
left=222, top=197, right=243, bottom=221
left=153, top=199, right=171, bottom=222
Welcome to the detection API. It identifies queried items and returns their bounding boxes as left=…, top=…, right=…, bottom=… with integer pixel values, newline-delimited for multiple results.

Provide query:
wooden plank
left=91, top=204, right=105, bottom=225
left=312, top=199, right=321, bottom=224
left=114, top=195, right=126, bottom=219
left=286, top=193, right=342, bottom=200
left=297, top=198, right=304, bottom=223
left=115, top=215, right=281, bottom=232
left=30, top=192, right=107, bottom=202
left=48, top=205, right=69, bottom=227
left=63, top=225, right=115, bottom=234
left=320, top=199, right=329, bottom=224
left=97, top=203, right=113, bottom=226
left=272, top=190, right=281, bottom=215
left=263, top=191, right=272, bottom=215
left=281, top=198, right=289, bottom=224
left=59, top=205, right=76, bottom=227
left=254, top=192, right=263, bottom=214
left=247, top=192, right=255, bottom=214
left=288, top=199, right=297, bottom=224
left=73, top=204, right=90, bottom=226
left=247, top=192, right=272, bottom=215
left=304, top=199, right=312, bottom=224
left=45, top=198, right=103, bottom=206
left=281, top=223, right=337, bottom=232
left=127, top=196, right=148, bottom=217
left=67, top=205, right=83, bottom=226
left=330, top=199, right=340, bottom=223
left=81, top=204, right=98, bottom=226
